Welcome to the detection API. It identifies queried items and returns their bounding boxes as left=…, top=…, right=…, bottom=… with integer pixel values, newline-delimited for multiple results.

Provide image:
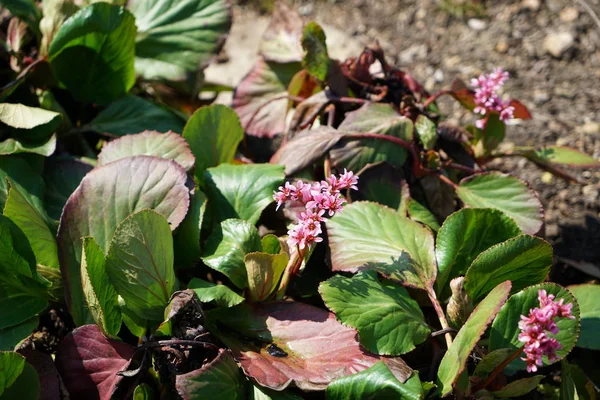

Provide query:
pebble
left=399, top=44, right=428, bottom=64
left=467, top=18, right=487, bottom=31
left=559, top=7, right=579, bottom=23
left=433, top=69, right=444, bottom=83
left=496, top=39, right=509, bottom=53
left=579, top=121, right=600, bottom=135
left=521, top=0, right=541, bottom=11
left=541, top=172, right=554, bottom=184
left=533, top=89, right=550, bottom=105
left=298, top=4, right=314, bottom=16
left=543, top=32, right=575, bottom=58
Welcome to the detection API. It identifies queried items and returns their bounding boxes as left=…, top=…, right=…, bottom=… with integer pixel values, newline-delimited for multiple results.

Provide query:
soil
left=213, top=0, right=600, bottom=278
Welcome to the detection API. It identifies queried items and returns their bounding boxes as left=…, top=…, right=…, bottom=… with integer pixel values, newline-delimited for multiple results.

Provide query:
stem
left=437, top=173, right=458, bottom=190
left=427, top=287, right=453, bottom=348
left=423, top=90, right=451, bottom=108
left=276, top=248, right=305, bottom=300
left=443, top=162, right=477, bottom=174
left=472, top=347, right=523, bottom=392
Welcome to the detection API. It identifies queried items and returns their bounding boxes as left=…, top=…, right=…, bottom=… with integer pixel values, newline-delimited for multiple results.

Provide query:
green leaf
left=48, top=3, right=137, bottom=105
left=97, top=130, right=195, bottom=171
left=560, top=361, right=596, bottom=400
left=472, top=348, right=515, bottom=379
left=173, top=189, right=207, bottom=268
left=489, top=283, right=580, bottom=373
left=464, top=235, right=552, bottom=303
left=251, top=384, right=304, bottom=400
left=331, top=103, right=413, bottom=172
left=0, top=0, right=41, bottom=25
left=436, top=281, right=512, bottom=397
left=326, top=202, right=436, bottom=290
left=119, top=296, right=147, bottom=337
left=261, top=234, right=282, bottom=255
left=0, top=355, right=39, bottom=400
left=456, top=172, right=543, bottom=234
left=0, top=317, right=37, bottom=351
left=568, top=284, right=600, bottom=350
left=87, top=95, right=185, bottom=136
left=320, top=271, right=430, bottom=356
left=232, top=59, right=301, bottom=138
left=521, top=146, right=600, bottom=168
left=81, top=237, right=121, bottom=337
left=183, top=105, right=244, bottom=183
left=435, top=208, right=521, bottom=293
left=106, top=210, right=177, bottom=322
left=188, top=278, right=244, bottom=308
left=129, top=0, right=232, bottom=81
left=301, top=22, right=331, bottom=81
left=0, top=136, right=56, bottom=157
left=0, top=352, right=25, bottom=396
left=0, top=103, right=62, bottom=142
left=3, top=180, right=58, bottom=268
left=43, top=157, right=93, bottom=221
left=407, top=199, right=440, bottom=232
left=203, top=163, right=284, bottom=225
left=201, top=219, right=262, bottom=289
left=245, top=252, right=288, bottom=303
left=175, top=348, right=246, bottom=399
left=39, top=0, right=80, bottom=56
left=481, top=113, right=505, bottom=153
left=133, top=383, right=155, bottom=400
left=326, top=363, right=424, bottom=400
left=415, top=115, right=437, bottom=150
left=57, top=155, right=189, bottom=325
left=492, top=376, right=544, bottom=398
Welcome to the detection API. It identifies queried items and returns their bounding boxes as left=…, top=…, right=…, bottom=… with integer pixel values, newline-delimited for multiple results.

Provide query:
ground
left=206, top=0, right=600, bottom=278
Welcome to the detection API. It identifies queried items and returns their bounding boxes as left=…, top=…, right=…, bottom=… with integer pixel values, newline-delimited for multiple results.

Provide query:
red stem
left=423, top=90, right=451, bottom=108
left=472, top=347, right=523, bottom=392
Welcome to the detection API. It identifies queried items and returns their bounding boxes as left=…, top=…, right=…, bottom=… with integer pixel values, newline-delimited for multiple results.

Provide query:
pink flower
left=470, top=68, right=514, bottom=129
left=518, top=290, right=575, bottom=373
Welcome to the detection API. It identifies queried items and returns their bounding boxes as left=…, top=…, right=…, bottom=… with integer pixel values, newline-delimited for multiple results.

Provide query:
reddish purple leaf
left=508, top=99, right=532, bottom=120
left=55, top=325, right=135, bottom=400
left=208, top=301, right=412, bottom=391
left=258, top=1, right=304, bottom=63
left=17, top=349, right=61, bottom=400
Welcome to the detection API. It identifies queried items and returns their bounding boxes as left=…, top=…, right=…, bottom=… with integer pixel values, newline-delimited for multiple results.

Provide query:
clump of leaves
left=0, top=1, right=599, bottom=399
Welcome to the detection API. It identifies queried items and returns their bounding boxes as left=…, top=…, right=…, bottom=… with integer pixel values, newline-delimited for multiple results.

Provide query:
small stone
left=543, top=32, right=575, bottom=58
left=548, top=120, right=562, bottom=133
left=415, top=8, right=427, bottom=20
left=433, top=69, right=444, bottom=83
left=556, top=137, right=569, bottom=146
left=496, top=39, right=509, bottom=53
left=298, top=4, right=314, bottom=16
left=546, top=224, right=559, bottom=237
left=468, top=18, right=487, bottom=31
left=541, top=172, right=554, bottom=184
left=399, top=44, right=428, bottom=64
left=579, top=121, right=600, bottom=135
left=444, top=55, right=461, bottom=68
left=522, top=0, right=541, bottom=11
left=560, top=7, right=579, bottom=22
left=533, top=89, right=550, bottom=105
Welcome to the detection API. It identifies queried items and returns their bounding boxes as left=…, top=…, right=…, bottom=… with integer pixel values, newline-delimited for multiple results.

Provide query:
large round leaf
left=326, top=201, right=436, bottom=290
left=130, top=0, right=232, bottom=81
left=57, top=156, right=189, bottom=325
left=319, top=271, right=430, bottom=355
left=456, top=172, right=543, bottom=234
left=489, top=283, right=580, bottom=373
left=48, top=3, right=137, bottom=105
left=435, top=208, right=521, bottom=293
left=568, top=284, right=600, bottom=350
left=464, top=235, right=552, bottom=303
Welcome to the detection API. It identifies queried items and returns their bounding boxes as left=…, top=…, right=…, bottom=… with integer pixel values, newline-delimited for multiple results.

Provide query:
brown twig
left=427, top=287, right=454, bottom=348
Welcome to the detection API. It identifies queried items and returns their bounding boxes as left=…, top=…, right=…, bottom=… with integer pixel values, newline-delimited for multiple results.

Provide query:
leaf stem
left=437, top=173, right=458, bottom=190
left=276, top=247, right=305, bottom=299
left=423, top=90, right=451, bottom=108
left=472, top=346, right=523, bottom=392
left=427, top=286, right=453, bottom=348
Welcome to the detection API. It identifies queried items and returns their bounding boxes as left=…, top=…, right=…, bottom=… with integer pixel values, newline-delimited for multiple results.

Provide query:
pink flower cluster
left=273, top=170, right=358, bottom=250
left=518, top=290, right=574, bottom=373
left=470, top=67, right=515, bottom=129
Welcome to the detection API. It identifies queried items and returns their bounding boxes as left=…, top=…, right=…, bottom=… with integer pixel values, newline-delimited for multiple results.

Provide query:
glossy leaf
left=183, top=104, right=243, bottom=183
left=301, top=22, right=330, bottom=81
left=319, top=271, right=430, bottom=355
left=98, top=130, right=194, bottom=171
left=415, top=115, right=437, bottom=150
left=326, top=363, right=425, bottom=400
left=133, top=384, right=154, bottom=400
left=464, top=235, right=552, bottom=302
left=472, top=348, right=515, bottom=379
left=173, top=189, right=207, bottom=268
left=106, top=210, right=176, bottom=322
left=0, top=355, right=39, bottom=400
left=201, top=219, right=262, bottom=288
left=43, top=157, right=93, bottom=220
left=3, top=181, right=59, bottom=268
left=560, top=361, right=596, bottom=400
left=245, top=252, right=288, bottom=303
left=57, top=155, right=189, bottom=325
left=436, top=281, right=512, bottom=397
left=489, top=283, right=580, bottom=373
left=520, top=146, right=600, bottom=168
left=175, top=349, right=246, bottom=400
left=0, top=351, right=25, bottom=396
left=130, top=0, right=232, bottom=81
left=435, top=208, right=521, bottom=293
left=39, top=0, right=80, bottom=56
left=232, top=58, right=301, bottom=138
left=81, top=237, right=121, bottom=337
left=203, top=163, right=284, bottom=224
left=188, top=278, right=244, bottom=308
left=48, top=3, right=137, bottom=104
left=407, top=199, right=440, bottom=232
left=88, top=95, right=185, bottom=136
left=326, top=201, right=436, bottom=289
left=566, top=284, right=600, bottom=350
left=456, top=172, right=544, bottom=234
left=0, top=136, right=56, bottom=156
left=0, top=103, right=61, bottom=142
left=0, top=317, right=37, bottom=351
left=206, top=301, right=412, bottom=391
left=55, top=324, right=135, bottom=399
left=492, top=375, right=544, bottom=398
left=258, top=1, right=303, bottom=63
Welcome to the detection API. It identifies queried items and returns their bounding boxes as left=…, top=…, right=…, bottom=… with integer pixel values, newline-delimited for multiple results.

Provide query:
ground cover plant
left=0, top=0, right=599, bottom=399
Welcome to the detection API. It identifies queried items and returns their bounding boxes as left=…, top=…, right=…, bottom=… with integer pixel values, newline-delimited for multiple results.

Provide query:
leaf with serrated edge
left=456, top=172, right=543, bottom=234
left=489, top=283, right=580, bottom=373
left=319, top=271, right=430, bottom=355
left=57, top=155, right=189, bottom=325
left=436, top=281, right=512, bottom=397
left=98, top=130, right=195, bottom=171
left=464, top=235, right=552, bottom=303
left=326, top=201, right=436, bottom=289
